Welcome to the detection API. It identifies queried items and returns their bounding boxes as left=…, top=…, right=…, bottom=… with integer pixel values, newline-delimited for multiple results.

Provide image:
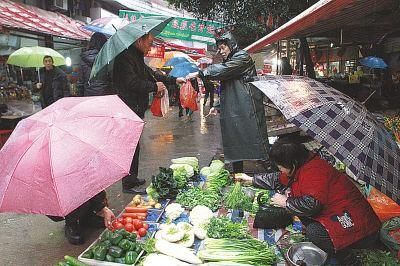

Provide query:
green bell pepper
left=93, top=245, right=107, bottom=261
left=81, top=248, right=93, bottom=259
left=100, top=229, right=113, bottom=241
left=108, top=245, right=124, bottom=258
left=110, top=232, right=124, bottom=245
left=119, top=239, right=134, bottom=251
left=114, top=257, right=126, bottom=264
left=105, top=254, right=115, bottom=262
left=125, top=251, right=139, bottom=264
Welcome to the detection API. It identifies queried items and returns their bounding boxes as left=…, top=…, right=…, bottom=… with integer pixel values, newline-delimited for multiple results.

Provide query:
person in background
left=236, top=138, right=381, bottom=265
left=280, top=57, right=293, bottom=75
left=77, top=32, right=113, bottom=96
left=203, top=78, right=214, bottom=109
left=188, top=31, right=269, bottom=174
left=37, top=55, right=69, bottom=108
left=113, top=33, right=185, bottom=194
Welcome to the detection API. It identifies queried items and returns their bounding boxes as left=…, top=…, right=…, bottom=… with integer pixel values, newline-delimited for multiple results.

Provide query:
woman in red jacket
left=237, top=138, right=381, bottom=264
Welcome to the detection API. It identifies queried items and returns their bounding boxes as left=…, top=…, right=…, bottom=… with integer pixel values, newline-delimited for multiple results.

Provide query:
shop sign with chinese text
left=119, top=10, right=223, bottom=44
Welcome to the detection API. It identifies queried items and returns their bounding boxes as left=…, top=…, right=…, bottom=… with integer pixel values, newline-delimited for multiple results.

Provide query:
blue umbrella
left=359, top=56, right=388, bottom=69
left=164, top=56, right=193, bottom=67
left=169, top=62, right=199, bottom=78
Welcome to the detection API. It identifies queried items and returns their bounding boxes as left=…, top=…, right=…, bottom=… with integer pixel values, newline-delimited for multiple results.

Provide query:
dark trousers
left=302, top=218, right=378, bottom=264
left=204, top=87, right=214, bottom=107
left=122, top=143, right=140, bottom=188
left=48, top=191, right=106, bottom=225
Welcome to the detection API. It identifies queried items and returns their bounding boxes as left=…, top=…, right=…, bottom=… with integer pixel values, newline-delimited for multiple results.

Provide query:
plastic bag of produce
left=380, top=217, right=400, bottom=259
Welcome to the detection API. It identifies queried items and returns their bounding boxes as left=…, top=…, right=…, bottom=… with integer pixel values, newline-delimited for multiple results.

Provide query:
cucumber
left=64, top=255, right=88, bottom=266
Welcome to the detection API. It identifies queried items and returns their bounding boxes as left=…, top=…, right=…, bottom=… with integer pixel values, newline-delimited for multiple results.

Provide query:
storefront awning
left=0, top=0, right=91, bottom=41
left=245, top=0, right=397, bottom=53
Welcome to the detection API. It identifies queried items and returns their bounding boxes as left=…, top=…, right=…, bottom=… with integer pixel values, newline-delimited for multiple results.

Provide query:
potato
left=154, top=203, right=162, bottom=209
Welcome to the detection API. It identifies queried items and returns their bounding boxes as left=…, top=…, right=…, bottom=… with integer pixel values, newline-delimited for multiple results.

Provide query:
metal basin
left=287, top=242, right=328, bottom=266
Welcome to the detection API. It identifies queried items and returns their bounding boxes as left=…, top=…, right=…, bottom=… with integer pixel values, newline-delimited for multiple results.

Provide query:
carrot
left=122, top=212, right=147, bottom=219
left=125, top=207, right=149, bottom=213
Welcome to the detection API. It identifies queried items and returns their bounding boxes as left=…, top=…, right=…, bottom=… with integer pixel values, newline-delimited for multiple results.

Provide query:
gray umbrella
left=252, top=75, right=400, bottom=203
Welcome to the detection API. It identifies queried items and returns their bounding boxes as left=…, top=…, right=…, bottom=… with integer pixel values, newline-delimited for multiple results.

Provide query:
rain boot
left=65, top=220, right=84, bottom=245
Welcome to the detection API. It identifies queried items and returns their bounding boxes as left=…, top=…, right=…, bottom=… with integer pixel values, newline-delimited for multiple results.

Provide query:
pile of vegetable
left=169, top=164, right=193, bottom=189
left=154, top=222, right=195, bottom=247
left=198, top=238, right=276, bottom=266
left=142, top=238, right=202, bottom=265
left=150, top=167, right=179, bottom=199
left=206, top=169, right=232, bottom=193
left=80, top=228, right=143, bottom=264
left=353, top=249, right=399, bottom=265
left=224, top=182, right=253, bottom=212
left=206, top=217, right=250, bottom=239
left=128, top=194, right=162, bottom=209
left=176, top=186, right=221, bottom=211
left=200, top=160, right=225, bottom=178
left=171, top=157, right=199, bottom=174
left=109, top=215, right=149, bottom=238
left=164, top=203, right=185, bottom=221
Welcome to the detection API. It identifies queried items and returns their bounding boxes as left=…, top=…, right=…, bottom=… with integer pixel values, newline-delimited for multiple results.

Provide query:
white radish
left=155, top=239, right=202, bottom=264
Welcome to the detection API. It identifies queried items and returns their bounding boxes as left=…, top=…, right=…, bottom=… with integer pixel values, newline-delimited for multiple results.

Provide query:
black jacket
left=39, top=67, right=69, bottom=108
left=77, top=48, right=113, bottom=96
left=113, top=45, right=176, bottom=118
left=253, top=172, right=322, bottom=217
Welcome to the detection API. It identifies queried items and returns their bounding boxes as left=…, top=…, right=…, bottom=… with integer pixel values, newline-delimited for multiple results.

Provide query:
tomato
left=124, top=217, right=133, bottom=225
left=134, top=220, right=143, bottom=230
left=124, top=222, right=134, bottom=232
left=138, top=228, right=147, bottom=237
left=142, top=223, right=149, bottom=230
left=111, top=220, right=120, bottom=229
left=114, top=222, right=124, bottom=230
left=117, top=217, right=125, bottom=224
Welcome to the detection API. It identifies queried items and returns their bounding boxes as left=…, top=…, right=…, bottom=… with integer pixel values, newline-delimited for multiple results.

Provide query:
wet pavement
left=0, top=102, right=223, bottom=265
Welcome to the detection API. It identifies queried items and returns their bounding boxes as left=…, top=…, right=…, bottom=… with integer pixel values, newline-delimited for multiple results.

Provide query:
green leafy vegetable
left=176, top=187, right=221, bottom=211
left=206, top=217, right=250, bottom=239
left=151, top=167, right=179, bottom=199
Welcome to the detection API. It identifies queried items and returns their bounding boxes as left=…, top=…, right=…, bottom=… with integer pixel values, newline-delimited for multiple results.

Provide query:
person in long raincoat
left=193, top=32, right=269, bottom=172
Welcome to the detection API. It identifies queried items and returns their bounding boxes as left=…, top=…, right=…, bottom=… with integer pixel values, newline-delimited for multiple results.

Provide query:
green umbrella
left=7, top=46, right=66, bottom=82
left=90, top=16, right=173, bottom=79
left=7, top=46, right=66, bottom=67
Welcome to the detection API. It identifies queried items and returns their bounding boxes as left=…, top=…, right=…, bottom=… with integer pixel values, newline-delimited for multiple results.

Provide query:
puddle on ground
left=148, top=133, right=183, bottom=144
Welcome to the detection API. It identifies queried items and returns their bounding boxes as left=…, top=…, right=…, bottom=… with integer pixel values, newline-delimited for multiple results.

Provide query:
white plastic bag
left=161, top=89, right=169, bottom=116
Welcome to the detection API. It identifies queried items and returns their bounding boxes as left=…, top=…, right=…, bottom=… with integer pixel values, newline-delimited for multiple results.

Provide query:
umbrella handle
left=37, top=68, right=40, bottom=83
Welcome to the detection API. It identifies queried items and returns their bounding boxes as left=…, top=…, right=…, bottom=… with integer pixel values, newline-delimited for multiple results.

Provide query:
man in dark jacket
left=77, top=32, right=113, bottom=96
left=37, top=55, right=69, bottom=108
left=113, top=33, right=185, bottom=194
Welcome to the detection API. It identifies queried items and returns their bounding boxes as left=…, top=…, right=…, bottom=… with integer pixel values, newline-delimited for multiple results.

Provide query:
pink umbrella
left=0, top=95, right=144, bottom=216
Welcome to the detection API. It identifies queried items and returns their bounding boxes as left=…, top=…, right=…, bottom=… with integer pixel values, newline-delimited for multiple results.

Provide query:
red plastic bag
left=180, top=81, right=198, bottom=111
left=367, top=187, right=400, bottom=222
left=150, top=90, right=170, bottom=117
left=150, top=95, right=162, bottom=117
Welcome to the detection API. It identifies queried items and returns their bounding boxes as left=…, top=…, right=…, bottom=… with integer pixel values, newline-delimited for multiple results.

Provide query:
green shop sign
left=119, top=10, right=223, bottom=44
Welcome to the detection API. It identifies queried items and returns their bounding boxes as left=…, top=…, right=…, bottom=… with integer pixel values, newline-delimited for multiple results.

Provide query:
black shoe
left=131, top=178, right=146, bottom=186
left=65, top=223, right=84, bottom=245
left=122, top=187, right=146, bottom=194
left=178, top=110, right=183, bottom=117
left=81, top=214, right=105, bottom=229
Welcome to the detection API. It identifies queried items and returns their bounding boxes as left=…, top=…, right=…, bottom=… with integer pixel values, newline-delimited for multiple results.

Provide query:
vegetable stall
left=68, top=156, right=398, bottom=265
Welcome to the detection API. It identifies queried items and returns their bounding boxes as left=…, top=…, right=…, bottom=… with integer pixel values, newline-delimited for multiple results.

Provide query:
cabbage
left=146, top=184, right=159, bottom=200
left=170, top=164, right=194, bottom=178
left=209, top=160, right=224, bottom=173
left=171, top=157, right=199, bottom=173
left=200, top=166, right=211, bottom=177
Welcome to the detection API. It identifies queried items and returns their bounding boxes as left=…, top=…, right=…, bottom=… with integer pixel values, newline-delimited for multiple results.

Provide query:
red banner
left=146, top=45, right=165, bottom=58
